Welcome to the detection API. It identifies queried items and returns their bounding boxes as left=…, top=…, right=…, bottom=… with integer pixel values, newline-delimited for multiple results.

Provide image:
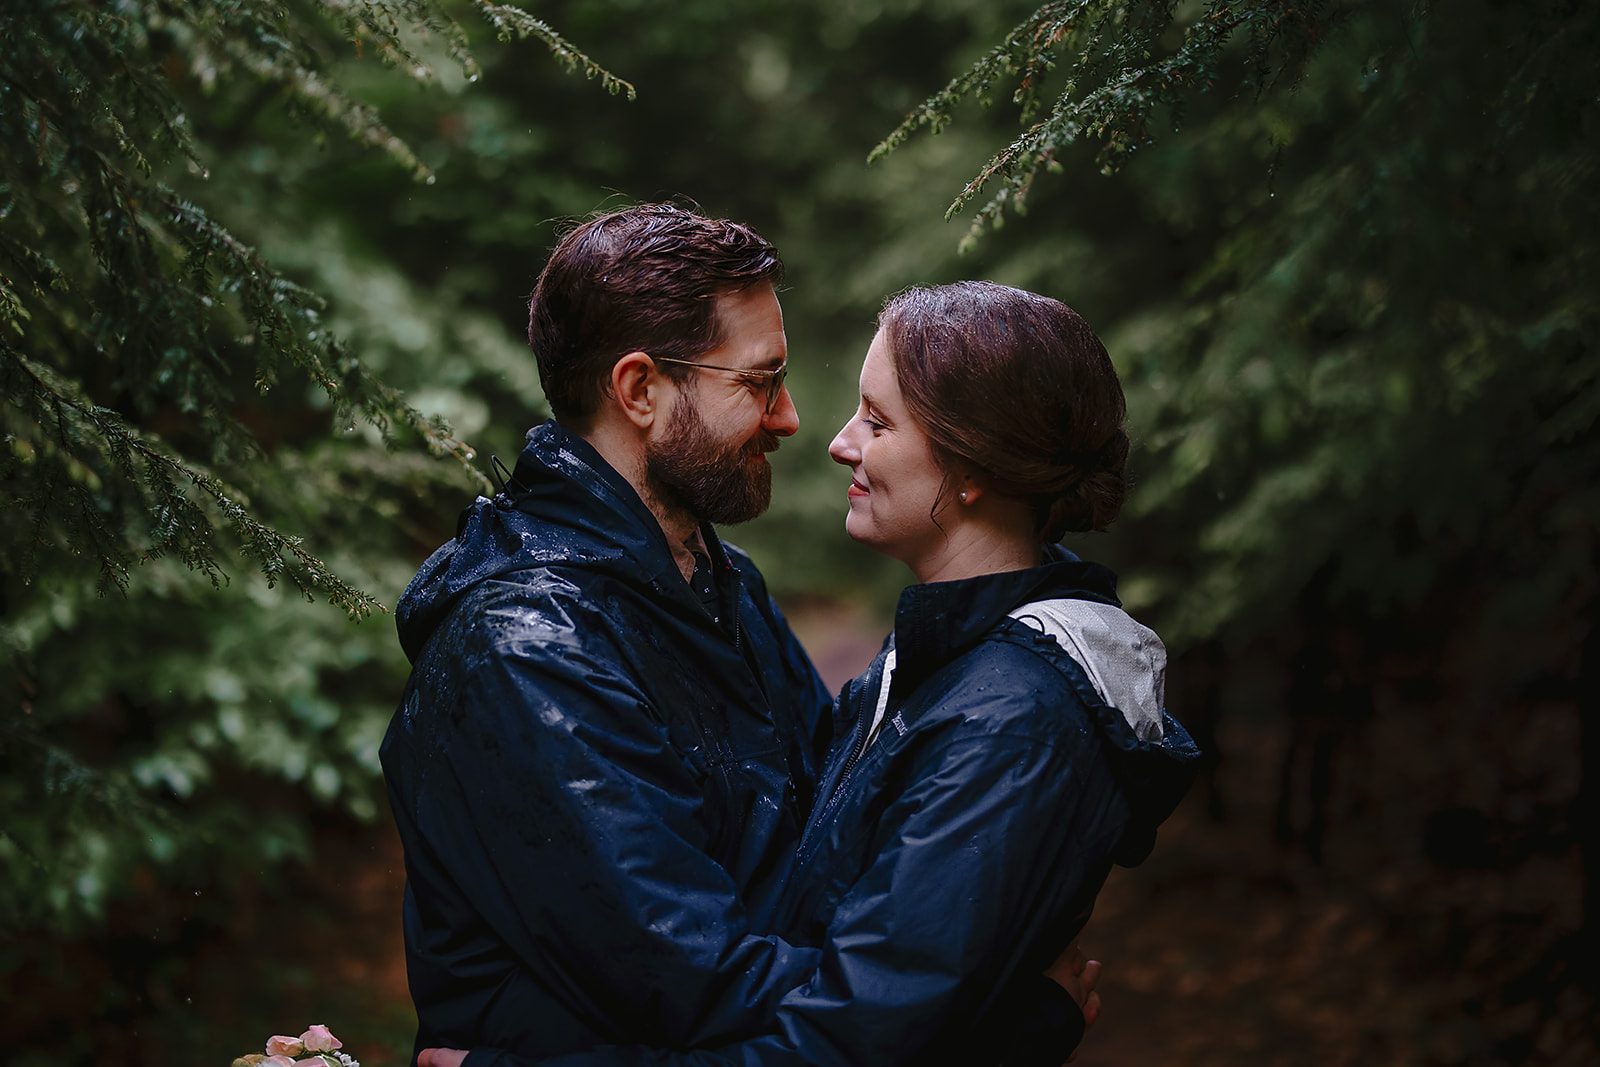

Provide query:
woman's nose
left=828, top=421, right=858, bottom=465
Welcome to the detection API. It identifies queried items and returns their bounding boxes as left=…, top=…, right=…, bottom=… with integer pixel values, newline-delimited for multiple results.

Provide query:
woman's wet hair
left=879, top=281, right=1129, bottom=541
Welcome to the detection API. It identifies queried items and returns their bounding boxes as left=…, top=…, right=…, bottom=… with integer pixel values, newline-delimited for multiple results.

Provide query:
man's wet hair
left=527, top=203, right=784, bottom=424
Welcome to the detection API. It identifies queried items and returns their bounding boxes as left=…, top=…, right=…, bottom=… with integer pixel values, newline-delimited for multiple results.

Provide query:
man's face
left=645, top=285, right=797, bottom=525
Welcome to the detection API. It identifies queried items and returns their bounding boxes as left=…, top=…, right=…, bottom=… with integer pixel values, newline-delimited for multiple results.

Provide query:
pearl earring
left=959, top=492, right=969, bottom=503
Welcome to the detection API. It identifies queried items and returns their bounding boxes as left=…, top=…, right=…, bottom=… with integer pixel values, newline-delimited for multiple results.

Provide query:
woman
left=426, top=281, right=1198, bottom=1066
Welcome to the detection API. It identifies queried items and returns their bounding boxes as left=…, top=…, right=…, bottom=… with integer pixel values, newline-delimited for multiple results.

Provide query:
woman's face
left=829, top=330, right=954, bottom=571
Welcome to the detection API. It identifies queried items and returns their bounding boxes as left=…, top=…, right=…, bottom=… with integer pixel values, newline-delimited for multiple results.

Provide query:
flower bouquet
left=232, top=1024, right=359, bottom=1067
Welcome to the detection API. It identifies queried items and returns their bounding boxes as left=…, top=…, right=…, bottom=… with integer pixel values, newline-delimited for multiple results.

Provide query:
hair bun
left=1039, top=427, right=1129, bottom=540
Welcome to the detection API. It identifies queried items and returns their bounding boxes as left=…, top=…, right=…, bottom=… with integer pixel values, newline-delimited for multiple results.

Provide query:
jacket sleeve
left=398, top=588, right=822, bottom=1051
left=515, top=722, right=1121, bottom=1067
left=978, top=972, right=1088, bottom=1067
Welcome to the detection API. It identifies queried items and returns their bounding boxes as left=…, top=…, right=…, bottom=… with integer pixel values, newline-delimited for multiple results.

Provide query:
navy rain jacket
left=380, top=421, right=835, bottom=1059
left=529, top=552, right=1200, bottom=1067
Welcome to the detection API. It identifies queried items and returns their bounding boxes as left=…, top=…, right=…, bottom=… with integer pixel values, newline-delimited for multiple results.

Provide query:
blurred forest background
left=3, top=0, right=1597, bottom=1064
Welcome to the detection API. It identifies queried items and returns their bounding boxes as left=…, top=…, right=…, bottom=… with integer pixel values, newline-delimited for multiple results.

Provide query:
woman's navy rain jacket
left=527, top=553, right=1201, bottom=1067
left=380, top=421, right=835, bottom=1059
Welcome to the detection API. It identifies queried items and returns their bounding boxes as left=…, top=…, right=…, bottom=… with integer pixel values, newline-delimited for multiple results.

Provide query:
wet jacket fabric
left=529, top=550, right=1201, bottom=1067
left=380, top=420, right=835, bottom=1060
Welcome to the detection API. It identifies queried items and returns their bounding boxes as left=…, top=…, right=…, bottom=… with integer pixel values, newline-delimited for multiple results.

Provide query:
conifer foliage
left=0, top=0, right=625, bottom=942
left=885, top=0, right=1600, bottom=624
left=1, top=0, right=625, bottom=612
left=875, top=0, right=1599, bottom=661
left=877, top=1, right=1387, bottom=243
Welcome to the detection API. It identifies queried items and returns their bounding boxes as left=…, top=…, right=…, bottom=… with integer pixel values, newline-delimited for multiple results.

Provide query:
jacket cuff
left=991, top=972, right=1087, bottom=1067
left=461, top=1048, right=531, bottom=1067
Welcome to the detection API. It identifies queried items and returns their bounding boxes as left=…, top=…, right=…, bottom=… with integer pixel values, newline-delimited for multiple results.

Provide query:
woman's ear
left=956, top=471, right=985, bottom=506
left=610, top=351, right=659, bottom=429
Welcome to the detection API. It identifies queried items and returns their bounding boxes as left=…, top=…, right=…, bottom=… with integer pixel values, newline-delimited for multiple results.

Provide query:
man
left=382, top=204, right=1094, bottom=1066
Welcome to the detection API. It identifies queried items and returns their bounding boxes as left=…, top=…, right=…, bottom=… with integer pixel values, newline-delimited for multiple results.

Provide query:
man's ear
left=610, top=351, right=660, bottom=430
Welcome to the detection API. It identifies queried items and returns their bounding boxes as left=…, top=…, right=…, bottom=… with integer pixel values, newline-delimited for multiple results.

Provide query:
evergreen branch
left=0, top=719, right=176, bottom=833
left=951, top=1, right=1265, bottom=241
left=0, top=1, right=204, bottom=173
left=212, top=31, right=430, bottom=179
left=361, top=0, right=486, bottom=82
left=0, top=238, right=74, bottom=309
left=0, top=712, right=187, bottom=933
left=473, top=2, right=637, bottom=100
left=869, top=1, right=1093, bottom=165
left=147, top=190, right=484, bottom=484
left=319, top=0, right=442, bottom=77
left=5, top=349, right=384, bottom=616
left=409, top=3, right=485, bottom=82
left=0, top=274, right=29, bottom=335
left=876, top=0, right=1362, bottom=245
left=3, top=0, right=595, bottom=615
left=40, top=34, right=491, bottom=484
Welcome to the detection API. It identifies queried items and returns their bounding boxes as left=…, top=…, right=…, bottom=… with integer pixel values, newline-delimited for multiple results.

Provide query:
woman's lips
left=847, top=478, right=868, bottom=499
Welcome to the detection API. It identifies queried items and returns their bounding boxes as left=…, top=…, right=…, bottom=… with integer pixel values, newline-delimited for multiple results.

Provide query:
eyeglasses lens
left=766, top=367, right=787, bottom=413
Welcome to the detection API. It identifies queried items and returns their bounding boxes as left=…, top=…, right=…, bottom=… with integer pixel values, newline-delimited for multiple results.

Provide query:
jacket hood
left=889, top=547, right=1199, bottom=867
left=1009, top=598, right=1166, bottom=742
left=395, top=420, right=686, bottom=663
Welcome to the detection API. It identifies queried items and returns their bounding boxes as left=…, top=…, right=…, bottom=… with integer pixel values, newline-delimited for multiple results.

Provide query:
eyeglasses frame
left=650, top=355, right=789, bottom=414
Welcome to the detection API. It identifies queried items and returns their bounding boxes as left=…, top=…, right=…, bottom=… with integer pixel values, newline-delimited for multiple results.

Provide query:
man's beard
left=645, top=396, right=777, bottom=526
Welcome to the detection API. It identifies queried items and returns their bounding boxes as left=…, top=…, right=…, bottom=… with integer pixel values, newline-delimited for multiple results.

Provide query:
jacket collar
left=400, top=420, right=737, bottom=661
left=889, top=545, right=1121, bottom=698
left=506, top=419, right=726, bottom=592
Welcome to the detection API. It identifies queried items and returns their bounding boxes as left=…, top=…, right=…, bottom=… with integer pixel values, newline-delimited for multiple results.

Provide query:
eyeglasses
left=652, top=356, right=789, bottom=414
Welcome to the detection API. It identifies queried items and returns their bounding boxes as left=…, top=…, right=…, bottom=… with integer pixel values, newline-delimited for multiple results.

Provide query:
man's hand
left=417, top=1049, right=468, bottom=1067
left=1044, top=941, right=1102, bottom=1063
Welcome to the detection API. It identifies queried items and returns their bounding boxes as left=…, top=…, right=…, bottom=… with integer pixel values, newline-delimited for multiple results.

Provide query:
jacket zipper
left=796, top=659, right=882, bottom=858
left=832, top=716, right=870, bottom=802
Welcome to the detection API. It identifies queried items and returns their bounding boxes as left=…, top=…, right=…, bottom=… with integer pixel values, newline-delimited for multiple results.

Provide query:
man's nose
left=763, top=384, right=800, bottom=437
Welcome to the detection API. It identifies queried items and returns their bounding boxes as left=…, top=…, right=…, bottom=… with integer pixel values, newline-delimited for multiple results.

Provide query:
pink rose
left=266, top=1036, right=305, bottom=1058
left=262, top=1057, right=297, bottom=1067
left=294, top=1058, right=332, bottom=1067
left=300, top=1025, right=343, bottom=1053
